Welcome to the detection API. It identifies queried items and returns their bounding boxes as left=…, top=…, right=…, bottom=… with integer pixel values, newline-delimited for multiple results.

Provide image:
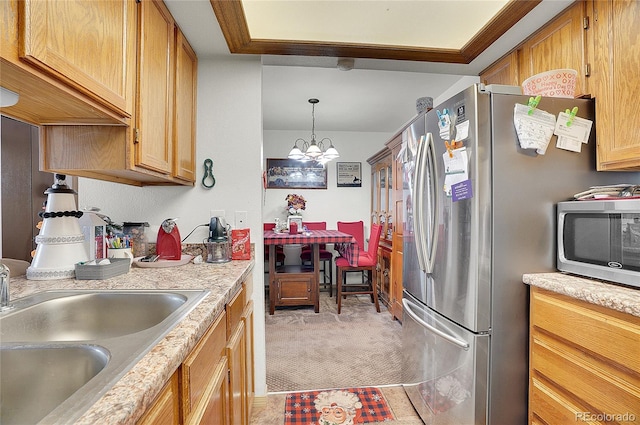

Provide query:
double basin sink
left=0, top=289, right=209, bottom=424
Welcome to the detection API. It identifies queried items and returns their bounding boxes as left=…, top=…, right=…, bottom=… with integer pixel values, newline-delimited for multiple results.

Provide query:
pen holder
left=108, top=247, right=134, bottom=264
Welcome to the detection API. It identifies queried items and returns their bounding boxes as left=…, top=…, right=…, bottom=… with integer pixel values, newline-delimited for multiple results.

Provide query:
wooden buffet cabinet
left=480, top=0, right=640, bottom=171
left=138, top=278, right=255, bottom=425
left=367, top=149, right=393, bottom=313
left=0, top=0, right=197, bottom=186
left=528, top=286, right=640, bottom=424
left=367, top=131, right=406, bottom=321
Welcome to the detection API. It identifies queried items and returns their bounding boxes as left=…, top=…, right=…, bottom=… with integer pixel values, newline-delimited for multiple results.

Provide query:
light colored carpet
left=265, top=291, right=403, bottom=392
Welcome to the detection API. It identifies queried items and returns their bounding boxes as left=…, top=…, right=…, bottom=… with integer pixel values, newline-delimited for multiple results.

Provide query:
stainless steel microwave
left=557, top=200, right=640, bottom=288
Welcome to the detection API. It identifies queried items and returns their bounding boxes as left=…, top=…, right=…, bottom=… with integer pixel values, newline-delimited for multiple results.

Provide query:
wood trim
left=210, top=0, right=540, bottom=64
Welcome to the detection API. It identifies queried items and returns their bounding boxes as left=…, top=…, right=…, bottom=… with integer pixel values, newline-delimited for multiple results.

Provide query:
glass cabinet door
left=379, top=166, right=386, bottom=226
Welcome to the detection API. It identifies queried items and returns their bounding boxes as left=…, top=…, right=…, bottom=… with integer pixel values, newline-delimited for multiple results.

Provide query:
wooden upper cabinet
left=135, top=0, right=175, bottom=174
left=518, top=2, right=588, bottom=97
left=39, top=0, right=197, bottom=186
left=591, top=0, right=640, bottom=170
left=173, top=29, right=198, bottom=182
left=479, top=51, right=519, bottom=86
left=20, top=0, right=135, bottom=117
left=0, top=0, right=132, bottom=124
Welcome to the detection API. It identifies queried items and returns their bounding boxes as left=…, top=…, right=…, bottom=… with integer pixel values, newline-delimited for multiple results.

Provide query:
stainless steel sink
left=0, top=289, right=209, bottom=424
left=1, top=291, right=190, bottom=341
left=0, top=344, right=110, bottom=425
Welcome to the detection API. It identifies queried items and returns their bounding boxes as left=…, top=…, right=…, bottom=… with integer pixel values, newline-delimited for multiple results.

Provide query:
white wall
left=263, top=130, right=391, bottom=230
left=75, top=58, right=407, bottom=399
left=77, top=57, right=268, bottom=394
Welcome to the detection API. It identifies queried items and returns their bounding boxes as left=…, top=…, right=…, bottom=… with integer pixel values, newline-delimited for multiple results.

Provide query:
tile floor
left=249, top=385, right=424, bottom=424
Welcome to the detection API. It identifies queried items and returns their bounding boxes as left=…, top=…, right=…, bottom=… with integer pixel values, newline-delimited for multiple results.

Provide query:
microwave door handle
left=557, top=212, right=567, bottom=262
left=402, top=298, right=470, bottom=350
left=413, top=134, right=428, bottom=272
left=424, top=133, right=439, bottom=274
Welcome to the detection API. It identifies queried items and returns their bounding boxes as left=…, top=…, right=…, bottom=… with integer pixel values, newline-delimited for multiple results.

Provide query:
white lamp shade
left=288, top=146, right=305, bottom=160
left=305, top=143, right=322, bottom=158
left=323, top=146, right=340, bottom=159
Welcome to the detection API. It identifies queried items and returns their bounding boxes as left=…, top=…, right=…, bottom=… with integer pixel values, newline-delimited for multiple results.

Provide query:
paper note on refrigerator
left=554, top=112, right=593, bottom=152
left=513, top=103, right=557, bottom=154
left=443, top=147, right=468, bottom=197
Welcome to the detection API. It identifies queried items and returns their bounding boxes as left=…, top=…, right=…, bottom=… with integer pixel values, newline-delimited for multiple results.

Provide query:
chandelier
left=288, top=98, right=340, bottom=162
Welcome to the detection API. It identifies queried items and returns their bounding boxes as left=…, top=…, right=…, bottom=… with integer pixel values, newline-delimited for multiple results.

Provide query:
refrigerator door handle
left=425, top=133, right=439, bottom=274
left=402, top=298, right=470, bottom=350
left=413, top=134, right=428, bottom=272
left=413, top=133, right=439, bottom=274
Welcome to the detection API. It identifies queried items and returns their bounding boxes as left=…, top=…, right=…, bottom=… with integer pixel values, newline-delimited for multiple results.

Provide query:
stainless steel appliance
left=557, top=199, right=640, bottom=288
left=400, top=84, right=640, bottom=424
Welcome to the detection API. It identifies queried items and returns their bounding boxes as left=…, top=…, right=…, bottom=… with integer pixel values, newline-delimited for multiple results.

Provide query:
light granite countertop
left=523, top=272, right=640, bottom=318
left=5, top=255, right=255, bottom=425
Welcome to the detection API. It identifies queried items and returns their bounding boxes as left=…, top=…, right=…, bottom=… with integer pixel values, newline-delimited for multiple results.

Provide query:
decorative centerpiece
left=285, top=194, right=306, bottom=216
left=27, top=174, right=89, bottom=280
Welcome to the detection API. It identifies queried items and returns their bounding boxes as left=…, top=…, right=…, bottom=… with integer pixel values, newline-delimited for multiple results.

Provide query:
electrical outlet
left=210, top=210, right=225, bottom=218
left=235, top=211, right=247, bottom=228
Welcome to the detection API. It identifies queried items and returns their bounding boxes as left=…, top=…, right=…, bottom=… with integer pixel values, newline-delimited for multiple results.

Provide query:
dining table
left=264, top=229, right=359, bottom=314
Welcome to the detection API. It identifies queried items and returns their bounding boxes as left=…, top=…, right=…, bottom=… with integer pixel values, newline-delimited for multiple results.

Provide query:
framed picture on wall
left=337, top=162, right=362, bottom=187
left=266, top=158, right=327, bottom=189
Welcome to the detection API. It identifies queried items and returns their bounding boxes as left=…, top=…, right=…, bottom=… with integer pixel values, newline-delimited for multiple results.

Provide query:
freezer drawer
left=402, top=292, right=489, bottom=425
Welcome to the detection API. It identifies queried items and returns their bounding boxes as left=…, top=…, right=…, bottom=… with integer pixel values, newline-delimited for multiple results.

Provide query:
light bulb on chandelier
left=288, top=98, right=340, bottom=163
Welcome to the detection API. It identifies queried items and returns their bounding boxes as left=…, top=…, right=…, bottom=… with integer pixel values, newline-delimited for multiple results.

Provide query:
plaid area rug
left=284, top=387, right=396, bottom=424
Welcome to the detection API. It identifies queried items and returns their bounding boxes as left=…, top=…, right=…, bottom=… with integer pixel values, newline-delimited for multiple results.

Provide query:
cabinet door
left=391, top=233, right=403, bottom=321
left=173, top=28, right=197, bottom=182
left=226, top=321, right=247, bottom=425
left=136, top=0, right=174, bottom=174
left=275, top=274, right=314, bottom=305
left=518, top=2, right=588, bottom=97
left=479, top=51, right=519, bottom=86
left=186, top=358, right=230, bottom=425
left=591, top=0, right=640, bottom=170
left=137, top=372, right=180, bottom=425
left=181, top=312, right=227, bottom=423
left=20, top=0, right=135, bottom=116
left=242, top=301, right=255, bottom=422
left=529, top=287, right=640, bottom=422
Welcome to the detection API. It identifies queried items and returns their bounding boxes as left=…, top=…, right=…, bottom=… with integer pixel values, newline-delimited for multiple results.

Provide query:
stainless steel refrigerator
left=400, top=84, right=639, bottom=424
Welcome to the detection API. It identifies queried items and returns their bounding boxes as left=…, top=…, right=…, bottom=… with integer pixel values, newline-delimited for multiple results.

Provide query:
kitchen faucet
left=1, top=263, right=12, bottom=310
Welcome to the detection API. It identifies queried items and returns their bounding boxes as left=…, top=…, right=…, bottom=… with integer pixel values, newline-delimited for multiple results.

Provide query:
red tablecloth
left=264, top=229, right=359, bottom=266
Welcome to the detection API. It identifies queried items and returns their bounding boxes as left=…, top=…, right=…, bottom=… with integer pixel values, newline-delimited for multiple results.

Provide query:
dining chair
left=336, top=220, right=366, bottom=284
left=300, top=221, right=333, bottom=296
left=335, top=223, right=383, bottom=314
left=263, top=223, right=285, bottom=270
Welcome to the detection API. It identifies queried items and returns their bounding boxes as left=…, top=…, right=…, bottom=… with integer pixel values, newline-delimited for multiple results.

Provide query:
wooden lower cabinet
left=187, top=357, right=229, bottom=425
left=270, top=267, right=315, bottom=313
left=529, top=287, right=640, bottom=424
left=242, top=301, right=255, bottom=421
left=376, top=244, right=391, bottom=308
left=139, top=281, right=254, bottom=425
left=227, top=320, right=247, bottom=425
left=390, top=232, right=403, bottom=321
left=137, top=372, right=180, bottom=425
left=181, top=311, right=227, bottom=424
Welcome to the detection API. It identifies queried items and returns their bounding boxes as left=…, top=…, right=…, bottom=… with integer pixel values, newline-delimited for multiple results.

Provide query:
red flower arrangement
left=285, top=194, right=306, bottom=215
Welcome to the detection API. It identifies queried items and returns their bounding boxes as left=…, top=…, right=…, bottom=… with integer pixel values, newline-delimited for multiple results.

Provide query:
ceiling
left=164, top=0, right=573, bottom=134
